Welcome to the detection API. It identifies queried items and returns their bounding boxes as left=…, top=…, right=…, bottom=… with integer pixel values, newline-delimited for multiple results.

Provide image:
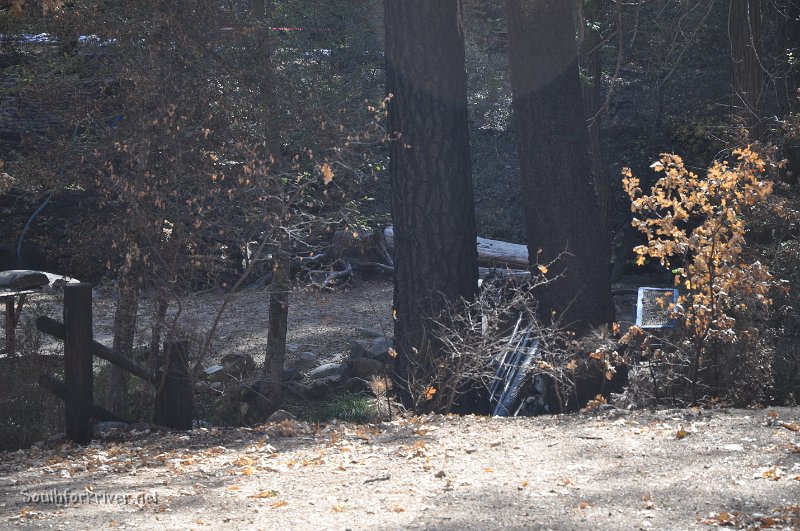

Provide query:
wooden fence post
left=63, top=283, right=93, bottom=445
left=155, top=340, right=193, bottom=430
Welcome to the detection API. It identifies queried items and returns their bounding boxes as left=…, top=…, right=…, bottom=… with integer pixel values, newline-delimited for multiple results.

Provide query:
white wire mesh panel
left=636, top=287, right=678, bottom=329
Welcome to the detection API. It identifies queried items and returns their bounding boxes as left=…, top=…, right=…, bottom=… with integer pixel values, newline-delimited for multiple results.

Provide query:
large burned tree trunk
left=384, top=0, right=479, bottom=402
left=506, top=0, right=614, bottom=331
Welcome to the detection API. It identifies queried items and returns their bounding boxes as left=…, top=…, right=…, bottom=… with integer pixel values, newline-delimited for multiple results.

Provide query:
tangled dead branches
left=402, top=266, right=581, bottom=414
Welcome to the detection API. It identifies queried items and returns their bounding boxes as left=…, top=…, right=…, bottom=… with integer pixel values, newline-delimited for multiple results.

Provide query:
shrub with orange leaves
left=623, top=148, right=782, bottom=402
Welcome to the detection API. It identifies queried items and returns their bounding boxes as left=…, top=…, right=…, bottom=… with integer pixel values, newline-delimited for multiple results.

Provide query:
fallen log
left=383, top=226, right=529, bottom=270
left=305, top=226, right=531, bottom=289
left=478, top=267, right=531, bottom=282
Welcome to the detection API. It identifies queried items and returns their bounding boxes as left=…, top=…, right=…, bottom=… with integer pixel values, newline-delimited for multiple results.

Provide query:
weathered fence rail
left=36, top=283, right=193, bottom=444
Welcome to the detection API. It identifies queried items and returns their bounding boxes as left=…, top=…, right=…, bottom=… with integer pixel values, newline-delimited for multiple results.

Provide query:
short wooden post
left=155, top=340, right=192, bottom=430
left=63, top=283, right=93, bottom=445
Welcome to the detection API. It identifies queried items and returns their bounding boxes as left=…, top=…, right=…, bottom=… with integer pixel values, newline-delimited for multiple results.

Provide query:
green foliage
left=295, top=392, right=377, bottom=424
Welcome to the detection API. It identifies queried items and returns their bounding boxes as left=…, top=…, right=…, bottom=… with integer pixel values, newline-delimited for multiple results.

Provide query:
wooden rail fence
left=37, top=283, right=192, bottom=444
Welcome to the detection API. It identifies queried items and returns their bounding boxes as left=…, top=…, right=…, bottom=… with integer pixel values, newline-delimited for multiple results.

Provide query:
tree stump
left=154, top=340, right=193, bottom=430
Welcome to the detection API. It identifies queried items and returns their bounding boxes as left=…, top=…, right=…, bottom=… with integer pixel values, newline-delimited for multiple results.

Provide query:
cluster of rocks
left=194, top=328, right=393, bottom=420
left=283, top=333, right=392, bottom=401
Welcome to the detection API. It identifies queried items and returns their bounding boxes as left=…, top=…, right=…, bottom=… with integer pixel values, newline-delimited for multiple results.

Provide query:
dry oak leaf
left=250, top=490, right=278, bottom=499
left=321, top=163, right=334, bottom=185
left=423, top=386, right=437, bottom=401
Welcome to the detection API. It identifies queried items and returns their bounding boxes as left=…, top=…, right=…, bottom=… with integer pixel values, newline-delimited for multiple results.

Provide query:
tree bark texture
left=730, top=0, right=764, bottom=135
left=778, top=1, right=800, bottom=185
left=506, top=0, right=615, bottom=330
left=260, top=232, right=289, bottom=413
left=105, top=283, right=139, bottom=418
left=581, top=0, right=612, bottom=246
left=384, top=0, right=479, bottom=396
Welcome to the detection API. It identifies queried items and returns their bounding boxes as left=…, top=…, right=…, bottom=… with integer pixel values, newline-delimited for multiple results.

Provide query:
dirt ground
left=15, top=278, right=395, bottom=368
left=0, top=407, right=798, bottom=530
left=3, top=279, right=799, bottom=529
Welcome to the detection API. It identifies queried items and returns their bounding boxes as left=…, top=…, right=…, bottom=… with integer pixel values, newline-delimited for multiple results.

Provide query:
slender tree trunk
left=260, top=232, right=289, bottom=413
left=252, top=0, right=280, bottom=159
left=730, top=0, right=764, bottom=136
left=105, top=282, right=139, bottom=417
left=506, top=0, right=615, bottom=330
left=148, top=294, right=168, bottom=365
left=777, top=1, right=800, bottom=114
left=252, top=0, right=265, bottom=18
left=384, top=0, right=479, bottom=402
left=778, top=1, right=800, bottom=185
left=581, top=0, right=612, bottom=246
left=252, top=0, right=288, bottom=416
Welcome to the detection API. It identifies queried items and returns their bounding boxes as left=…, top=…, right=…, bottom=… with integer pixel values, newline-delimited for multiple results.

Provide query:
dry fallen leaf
left=233, top=456, right=254, bottom=467
left=579, top=501, right=590, bottom=509
left=250, top=490, right=278, bottom=499
left=390, top=505, right=405, bottom=513
left=676, top=426, right=688, bottom=440
left=700, top=511, right=742, bottom=526
left=271, top=500, right=288, bottom=509
left=761, top=466, right=784, bottom=481
left=643, top=493, right=655, bottom=510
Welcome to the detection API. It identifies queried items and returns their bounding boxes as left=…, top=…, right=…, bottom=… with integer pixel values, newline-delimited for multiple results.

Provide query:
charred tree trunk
left=730, top=0, right=764, bottom=136
left=384, top=0, right=479, bottom=402
left=506, top=0, right=615, bottom=330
